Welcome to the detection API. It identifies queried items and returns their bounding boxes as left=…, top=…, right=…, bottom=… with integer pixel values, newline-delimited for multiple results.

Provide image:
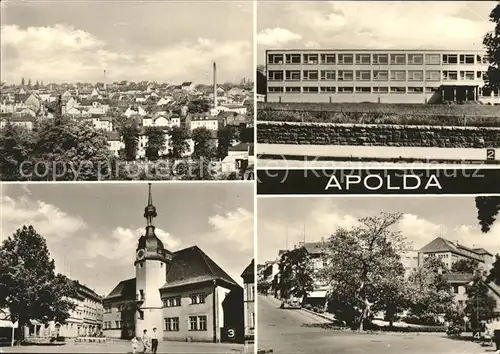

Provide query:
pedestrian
left=490, top=318, right=500, bottom=353
left=142, top=329, right=151, bottom=354
left=151, top=327, right=159, bottom=354
left=131, top=336, right=139, bottom=354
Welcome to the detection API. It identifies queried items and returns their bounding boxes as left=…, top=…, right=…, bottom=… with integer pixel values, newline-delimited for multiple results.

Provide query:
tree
left=21, top=77, right=25, bottom=86
left=318, top=212, right=408, bottom=331
left=27, top=79, right=32, bottom=88
left=239, top=127, right=254, bottom=143
left=33, top=119, right=113, bottom=181
left=119, top=121, right=140, bottom=161
left=0, top=123, right=34, bottom=181
left=450, top=258, right=479, bottom=274
left=487, top=254, right=500, bottom=285
left=0, top=225, right=79, bottom=342
left=168, top=126, right=189, bottom=159
left=145, top=126, right=166, bottom=161
left=187, top=98, right=210, bottom=113
left=191, top=127, right=215, bottom=160
left=276, top=247, right=315, bottom=302
left=475, top=196, right=500, bottom=233
left=465, top=270, right=496, bottom=329
left=216, top=126, right=234, bottom=159
left=483, top=3, right=500, bottom=90
left=406, top=257, right=455, bottom=326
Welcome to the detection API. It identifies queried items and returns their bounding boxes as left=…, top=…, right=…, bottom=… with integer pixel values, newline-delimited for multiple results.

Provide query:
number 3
left=228, top=329, right=235, bottom=338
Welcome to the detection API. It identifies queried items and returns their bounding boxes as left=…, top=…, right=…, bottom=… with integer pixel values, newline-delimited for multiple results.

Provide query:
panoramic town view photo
left=256, top=1, right=500, bottom=167
left=0, top=183, right=255, bottom=353
left=0, top=1, right=254, bottom=181
left=257, top=196, right=500, bottom=354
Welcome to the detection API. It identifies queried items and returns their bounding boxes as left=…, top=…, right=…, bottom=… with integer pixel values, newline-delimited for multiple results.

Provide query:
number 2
left=487, top=149, right=495, bottom=160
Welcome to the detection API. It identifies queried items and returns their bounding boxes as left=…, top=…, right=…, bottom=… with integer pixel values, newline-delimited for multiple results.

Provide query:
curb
left=301, top=307, right=335, bottom=322
left=257, top=349, right=273, bottom=354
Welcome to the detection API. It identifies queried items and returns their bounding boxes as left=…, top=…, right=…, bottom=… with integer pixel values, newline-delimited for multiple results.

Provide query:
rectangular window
left=189, top=316, right=207, bottom=331
left=425, top=54, right=441, bottom=65
left=320, top=53, right=336, bottom=64
left=372, top=54, right=388, bottom=65
left=453, top=285, right=459, bottom=294
left=460, top=71, right=475, bottom=80
left=303, top=54, right=319, bottom=64
left=477, top=71, right=483, bottom=79
left=373, top=70, right=389, bottom=81
left=442, top=54, right=458, bottom=64
left=303, top=70, right=319, bottom=80
left=390, top=54, right=406, bottom=65
left=460, top=54, right=475, bottom=64
left=285, top=54, right=301, bottom=64
left=285, top=87, right=301, bottom=93
left=338, top=70, right=353, bottom=81
left=373, top=87, right=389, bottom=93
left=338, top=87, right=354, bottom=93
left=115, top=321, right=121, bottom=328
left=268, top=87, right=283, bottom=93
left=390, top=70, right=406, bottom=81
left=190, top=293, right=206, bottom=305
left=408, top=54, right=423, bottom=65
left=390, top=87, right=406, bottom=94
left=320, top=86, right=335, bottom=93
left=443, top=71, right=458, bottom=80
left=303, top=87, right=319, bottom=93
left=165, top=317, right=179, bottom=331
left=355, top=87, right=371, bottom=93
left=338, top=54, right=353, bottom=65
left=285, top=70, right=301, bottom=81
left=163, top=296, right=181, bottom=307
left=355, top=70, right=371, bottom=81
left=268, top=54, right=284, bottom=64
left=320, top=70, right=336, bottom=80
left=355, top=54, right=371, bottom=65
left=408, top=70, right=423, bottom=81
left=267, top=71, right=283, bottom=81
left=425, top=70, right=440, bottom=81
left=407, top=87, right=423, bottom=93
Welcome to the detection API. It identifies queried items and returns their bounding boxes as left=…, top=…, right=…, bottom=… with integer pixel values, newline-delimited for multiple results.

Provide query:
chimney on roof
left=213, top=62, right=217, bottom=110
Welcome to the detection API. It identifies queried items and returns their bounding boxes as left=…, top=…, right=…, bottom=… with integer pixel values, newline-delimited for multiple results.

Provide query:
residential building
left=221, top=143, right=254, bottom=173
left=216, top=104, right=247, bottom=116
left=102, top=184, right=244, bottom=343
left=240, top=260, right=255, bottom=340
left=187, top=114, right=219, bottom=131
left=418, top=237, right=494, bottom=271
left=299, top=240, right=329, bottom=305
left=265, top=49, right=500, bottom=104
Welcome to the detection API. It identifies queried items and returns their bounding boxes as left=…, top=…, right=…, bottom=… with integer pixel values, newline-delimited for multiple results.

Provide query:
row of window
left=267, top=70, right=484, bottom=82
left=163, top=293, right=205, bottom=308
left=164, top=316, right=207, bottom=332
left=268, top=53, right=489, bottom=66
left=268, top=86, right=440, bottom=94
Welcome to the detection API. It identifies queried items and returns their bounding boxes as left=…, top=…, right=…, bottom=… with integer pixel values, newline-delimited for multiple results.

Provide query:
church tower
left=135, top=183, right=173, bottom=336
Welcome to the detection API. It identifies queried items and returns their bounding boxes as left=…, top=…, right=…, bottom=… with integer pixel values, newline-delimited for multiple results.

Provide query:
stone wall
left=257, top=122, right=500, bottom=148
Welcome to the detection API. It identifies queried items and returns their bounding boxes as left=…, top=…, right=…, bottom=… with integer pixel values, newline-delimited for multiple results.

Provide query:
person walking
left=141, top=329, right=151, bottom=354
left=151, top=328, right=159, bottom=354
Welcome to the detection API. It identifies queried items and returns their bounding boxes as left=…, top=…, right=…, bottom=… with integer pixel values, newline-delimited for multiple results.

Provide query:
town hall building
left=102, top=184, right=244, bottom=343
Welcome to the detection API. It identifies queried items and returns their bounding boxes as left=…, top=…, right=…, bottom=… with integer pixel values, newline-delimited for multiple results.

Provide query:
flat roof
left=266, top=49, right=485, bottom=53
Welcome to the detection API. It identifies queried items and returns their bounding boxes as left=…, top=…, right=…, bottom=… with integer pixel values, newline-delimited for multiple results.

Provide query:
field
left=257, top=102, right=500, bottom=127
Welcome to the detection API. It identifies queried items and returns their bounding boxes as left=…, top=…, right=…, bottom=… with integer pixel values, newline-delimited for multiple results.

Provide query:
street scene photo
left=256, top=2, right=500, bottom=167
left=0, top=1, right=254, bottom=181
left=257, top=195, right=500, bottom=354
left=0, top=182, right=255, bottom=353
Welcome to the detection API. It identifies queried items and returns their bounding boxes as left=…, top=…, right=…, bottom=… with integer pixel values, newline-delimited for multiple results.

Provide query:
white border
left=252, top=0, right=258, bottom=352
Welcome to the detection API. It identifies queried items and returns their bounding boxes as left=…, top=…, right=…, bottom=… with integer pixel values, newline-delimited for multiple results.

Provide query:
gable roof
left=303, top=241, right=327, bottom=255
left=419, top=237, right=486, bottom=261
left=104, top=278, right=136, bottom=301
left=240, top=259, right=254, bottom=283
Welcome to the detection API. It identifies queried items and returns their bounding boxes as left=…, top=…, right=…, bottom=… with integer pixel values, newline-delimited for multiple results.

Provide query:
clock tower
left=135, top=183, right=173, bottom=337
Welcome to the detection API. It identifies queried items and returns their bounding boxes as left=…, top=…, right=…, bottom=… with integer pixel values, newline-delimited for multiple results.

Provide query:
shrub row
left=257, top=123, right=500, bottom=148
left=303, top=322, right=447, bottom=333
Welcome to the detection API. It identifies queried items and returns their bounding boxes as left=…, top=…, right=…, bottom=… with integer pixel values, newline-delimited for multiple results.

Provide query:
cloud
left=207, top=208, right=253, bottom=251
left=1, top=25, right=251, bottom=83
left=84, top=226, right=182, bottom=265
left=1, top=195, right=87, bottom=241
left=257, top=27, right=302, bottom=47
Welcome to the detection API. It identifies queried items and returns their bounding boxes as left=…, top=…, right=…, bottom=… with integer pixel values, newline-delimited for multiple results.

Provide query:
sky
left=257, top=1, right=498, bottom=65
left=0, top=0, right=253, bottom=84
left=1, top=182, right=254, bottom=296
left=257, top=196, right=500, bottom=264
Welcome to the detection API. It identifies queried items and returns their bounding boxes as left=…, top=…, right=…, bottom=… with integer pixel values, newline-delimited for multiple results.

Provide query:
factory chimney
left=213, top=62, right=217, bottom=110
left=103, top=69, right=107, bottom=91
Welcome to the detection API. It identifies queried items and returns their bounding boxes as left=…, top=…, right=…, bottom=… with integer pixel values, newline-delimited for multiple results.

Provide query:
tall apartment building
left=266, top=49, right=500, bottom=104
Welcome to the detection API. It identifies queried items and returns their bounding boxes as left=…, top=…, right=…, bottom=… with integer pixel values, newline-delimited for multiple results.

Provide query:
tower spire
left=144, top=183, right=157, bottom=228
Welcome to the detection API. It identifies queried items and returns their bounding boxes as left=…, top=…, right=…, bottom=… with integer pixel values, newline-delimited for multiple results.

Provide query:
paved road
left=0, top=340, right=250, bottom=353
left=257, top=295, right=492, bottom=354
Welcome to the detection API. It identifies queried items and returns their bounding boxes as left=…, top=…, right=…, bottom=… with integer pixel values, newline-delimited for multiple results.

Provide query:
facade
left=418, top=237, right=494, bottom=271
left=240, top=260, right=255, bottom=340
left=102, top=184, right=244, bottom=343
left=266, top=49, right=500, bottom=104
left=23, top=281, right=103, bottom=339
left=400, top=249, right=419, bottom=277
left=300, top=241, right=329, bottom=305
